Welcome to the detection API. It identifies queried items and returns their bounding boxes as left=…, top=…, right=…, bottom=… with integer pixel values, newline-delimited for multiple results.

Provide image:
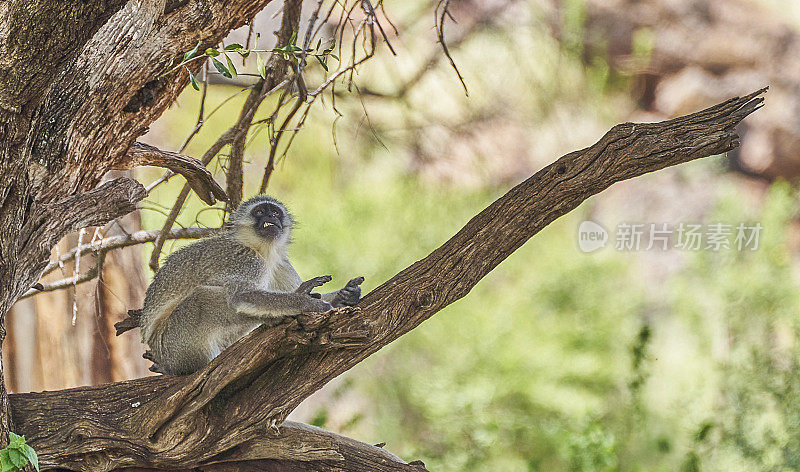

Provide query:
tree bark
left=8, top=89, right=766, bottom=471
left=0, top=0, right=279, bottom=445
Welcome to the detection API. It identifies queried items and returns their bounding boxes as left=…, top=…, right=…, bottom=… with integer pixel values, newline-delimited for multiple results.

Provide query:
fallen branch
left=9, top=89, right=766, bottom=471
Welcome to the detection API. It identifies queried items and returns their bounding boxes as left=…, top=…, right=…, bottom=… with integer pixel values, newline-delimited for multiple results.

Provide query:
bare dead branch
left=123, top=142, right=227, bottom=205
left=22, top=252, right=106, bottom=299
left=435, top=0, right=469, bottom=96
left=39, top=227, right=217, bottom=278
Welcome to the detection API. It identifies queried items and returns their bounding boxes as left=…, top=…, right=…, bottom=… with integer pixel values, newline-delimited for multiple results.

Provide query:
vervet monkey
left=139, top=195, right=363, bottom=375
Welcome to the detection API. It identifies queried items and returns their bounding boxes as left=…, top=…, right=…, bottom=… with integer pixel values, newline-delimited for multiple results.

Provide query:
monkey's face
left=250, top=202, right=289, bottom=241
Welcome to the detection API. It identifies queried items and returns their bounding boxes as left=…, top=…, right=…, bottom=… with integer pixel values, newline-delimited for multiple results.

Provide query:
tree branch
left=40, top=227, right=218, bottom=279
left=22, top=228, right=218, bottom=301
left=122, top=143, right=227, bottom=205
left=7, top=90, right=767, bottom=471
left=23, top=252, right=105, bottom=299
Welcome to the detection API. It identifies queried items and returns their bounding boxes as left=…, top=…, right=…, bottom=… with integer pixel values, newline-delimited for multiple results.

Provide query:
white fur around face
left=235, top=225, right=290, bottom=258
left=234, top=224, right=296, bottom=292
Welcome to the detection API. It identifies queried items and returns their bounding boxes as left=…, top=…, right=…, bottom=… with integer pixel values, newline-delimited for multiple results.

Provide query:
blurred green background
left=133, top=0, right=800, bottom=470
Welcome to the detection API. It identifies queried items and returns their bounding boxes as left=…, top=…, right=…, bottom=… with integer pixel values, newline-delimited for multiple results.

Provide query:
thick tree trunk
left=0, top=0, right=273, bottom=443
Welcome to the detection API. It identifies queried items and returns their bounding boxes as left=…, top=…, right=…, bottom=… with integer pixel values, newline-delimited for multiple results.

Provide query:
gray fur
left=139, top=196, right=362, bottom=375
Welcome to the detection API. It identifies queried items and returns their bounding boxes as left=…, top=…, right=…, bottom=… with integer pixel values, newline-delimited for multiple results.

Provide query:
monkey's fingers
left=297, top=275, right=332, bottom=294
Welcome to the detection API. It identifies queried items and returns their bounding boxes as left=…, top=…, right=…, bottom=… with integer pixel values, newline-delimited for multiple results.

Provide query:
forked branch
left=10, top=89, right=766, bottom=471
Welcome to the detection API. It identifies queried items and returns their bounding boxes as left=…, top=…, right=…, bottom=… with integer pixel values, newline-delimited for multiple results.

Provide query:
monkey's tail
left=115, top=309, right=142, bottom=336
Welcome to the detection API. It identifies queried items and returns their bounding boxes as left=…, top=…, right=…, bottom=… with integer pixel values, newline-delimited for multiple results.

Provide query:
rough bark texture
left=0, top=0, right=276, bottom=446
left=8, top=90, right=766, bottom=471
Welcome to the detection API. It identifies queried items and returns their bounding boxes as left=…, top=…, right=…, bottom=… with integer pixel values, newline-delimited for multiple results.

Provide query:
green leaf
left=7, top=450, right=24, bottom=470
left=289, top=30, right=297, bottom=45
left=286, top=45, right=302, bottom=53
left=235, top=48, right=250, bottom=58
left=6, top=434, right=23, bottom=450
left=254, top=32, right=260, bottom=49
left=183, top=40, right=202, bottom=61
left=316, top=39, right=322, bottom=51
left=211, top=58, right=232, bottom=78
left=188, top=71, right=200, bottom=90
left=225, top=55, right=238, bottom=78
left=330, top=54, right=339, bottom=61
left=21, top=446, right=37, bottom=472
left=0, top=450, right=13, bottom=472
left=224, top=43, right=244, bottom=50
left=316, top=55, right=328, bottom=71
left=204, top=48, right=220, bottom=57
left=256, top=54, right=267, bottom=79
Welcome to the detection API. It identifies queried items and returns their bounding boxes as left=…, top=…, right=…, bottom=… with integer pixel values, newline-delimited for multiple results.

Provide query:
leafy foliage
left=0, top=433, right=38, bottom=472
left=170, top=31, right=339, bottom=89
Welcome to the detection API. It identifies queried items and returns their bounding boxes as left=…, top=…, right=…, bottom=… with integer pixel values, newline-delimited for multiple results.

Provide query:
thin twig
left=24, top=251, right=106, bottom=301
left=435, top=0, right=468, bottom=96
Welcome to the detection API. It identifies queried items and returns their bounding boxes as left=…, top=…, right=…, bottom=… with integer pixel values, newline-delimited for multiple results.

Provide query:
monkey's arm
left=224, top=276, right=333, bottom=319
left=320, top=277, right=364, bottom=307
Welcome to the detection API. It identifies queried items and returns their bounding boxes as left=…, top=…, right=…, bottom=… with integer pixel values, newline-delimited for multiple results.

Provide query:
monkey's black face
left=251, top=203, right=285, bottom=240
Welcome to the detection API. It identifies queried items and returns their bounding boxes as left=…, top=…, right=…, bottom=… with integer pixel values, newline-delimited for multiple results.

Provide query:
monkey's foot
left=143, top=350, right=167, bottom=374
left=148, top=363, right=167, bottom=374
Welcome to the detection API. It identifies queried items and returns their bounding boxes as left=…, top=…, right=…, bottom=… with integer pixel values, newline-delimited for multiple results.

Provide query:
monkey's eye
left=254, top=209, right=264, bottom=216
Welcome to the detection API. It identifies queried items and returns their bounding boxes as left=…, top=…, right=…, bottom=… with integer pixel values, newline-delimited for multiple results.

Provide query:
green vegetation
left=0, top=433, right=38, bottom=472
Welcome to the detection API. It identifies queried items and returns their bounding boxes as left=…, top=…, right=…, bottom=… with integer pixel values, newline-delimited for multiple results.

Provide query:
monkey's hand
left=295, top=275, right=334, bottom=312
left=296, top=275, right=332, bottom=295
left=331, top=276, right=364, bottom=307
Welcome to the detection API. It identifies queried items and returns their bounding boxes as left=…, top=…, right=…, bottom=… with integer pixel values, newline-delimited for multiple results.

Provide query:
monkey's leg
left=153, top=290, right=245, bottom=375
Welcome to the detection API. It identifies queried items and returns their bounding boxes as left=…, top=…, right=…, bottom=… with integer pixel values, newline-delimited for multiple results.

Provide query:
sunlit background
left=9, top=0, right=800, bottom=470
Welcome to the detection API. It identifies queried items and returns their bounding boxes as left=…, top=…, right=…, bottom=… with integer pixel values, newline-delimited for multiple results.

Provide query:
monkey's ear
left=309, top=293, right=322, bottom=299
